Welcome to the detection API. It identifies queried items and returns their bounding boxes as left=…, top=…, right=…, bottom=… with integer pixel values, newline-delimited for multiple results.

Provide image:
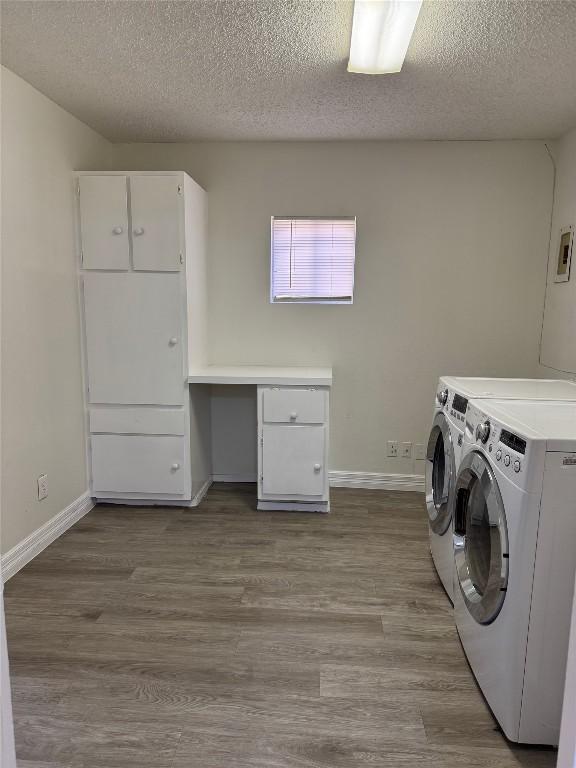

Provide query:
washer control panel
left=466, top=403, right=529, bottom=481
left=492, top=447, right=521, bottom=472
left=487, top=429, right=523, bottom=471
left=447, top=390, right=468, bottom=424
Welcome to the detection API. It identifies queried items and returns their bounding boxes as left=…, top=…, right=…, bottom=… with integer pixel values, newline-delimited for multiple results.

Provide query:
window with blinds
left=270, top=217, right=356, bottom=304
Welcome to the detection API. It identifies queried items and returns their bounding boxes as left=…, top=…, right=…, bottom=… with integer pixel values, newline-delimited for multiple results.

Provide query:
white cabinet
left=77, top=172, right=208, bottom=504
left=79, top=175, right=130, bottom=270
left=77, top=173, right=330, bottom=511
left=79, top=174, right=182, bottom=272
left=258, top=386, right=330, bottom=512
left=83, top=273, right=184, bottom=405
left=131, top=175, right=182, bottom=272
left=262, top=425, right=326, bottom=496
left=91, top=435, right=187, bottom=495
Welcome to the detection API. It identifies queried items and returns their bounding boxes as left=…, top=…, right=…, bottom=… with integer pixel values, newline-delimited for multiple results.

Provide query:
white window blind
left=271, top=217, right=356, bottom=304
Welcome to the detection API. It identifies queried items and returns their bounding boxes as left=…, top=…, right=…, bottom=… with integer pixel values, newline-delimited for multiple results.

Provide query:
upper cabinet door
left=79, top=176, right=130, bottom=270
left=130, top=176, right=182, bottom=271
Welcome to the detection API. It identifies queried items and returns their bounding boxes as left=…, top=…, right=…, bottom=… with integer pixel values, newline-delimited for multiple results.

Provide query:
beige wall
left=113, top=140, right=553, bottom=475
left=540, top=129, right=576, bottom=378
left=1, top=68, right=111, bottom=554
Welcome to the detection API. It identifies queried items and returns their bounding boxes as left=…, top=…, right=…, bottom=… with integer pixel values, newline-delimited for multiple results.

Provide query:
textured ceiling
left=2, top=0, right=576, bottom=142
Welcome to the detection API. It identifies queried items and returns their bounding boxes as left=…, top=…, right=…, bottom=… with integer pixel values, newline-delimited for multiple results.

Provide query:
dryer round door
left=426, top=412, right=456, bottom=535
left=453, top=451, right=509, bottom=625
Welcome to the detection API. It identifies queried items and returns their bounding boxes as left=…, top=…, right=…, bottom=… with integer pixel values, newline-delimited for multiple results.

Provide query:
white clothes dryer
left=453, top=399, right=576, bottom=745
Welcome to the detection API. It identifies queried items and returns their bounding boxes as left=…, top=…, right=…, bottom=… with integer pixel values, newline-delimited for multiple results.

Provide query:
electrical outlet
left=387, top=440, right=398, bottom=457
left=37, top=473, right=48, bottom=501
left=414, top=443, right=426, bottom=461
left=400, top=442, right=413, bottom=458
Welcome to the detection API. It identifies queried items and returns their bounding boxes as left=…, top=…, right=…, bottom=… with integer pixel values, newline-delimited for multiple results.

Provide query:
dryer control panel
left=464, top=402, right=545, bottom=494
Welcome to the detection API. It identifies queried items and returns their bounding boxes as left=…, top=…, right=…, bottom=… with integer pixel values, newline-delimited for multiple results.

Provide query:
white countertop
left=188, top=365, right=333, bottom=386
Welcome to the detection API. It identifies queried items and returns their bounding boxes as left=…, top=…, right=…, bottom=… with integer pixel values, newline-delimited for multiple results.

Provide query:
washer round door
left=426, top=412, right=456, bottom=535
left=453, top=451, right=509, bottom=625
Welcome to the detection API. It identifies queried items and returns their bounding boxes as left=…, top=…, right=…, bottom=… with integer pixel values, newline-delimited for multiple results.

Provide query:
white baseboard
left=211, top=473, right=258, bottom=483
left=329, top=471, right=424, bottom=492
left=1, top=491, right=94, bottom=582
left=258, top=500, right=330, bottom=513
left=206, top=471, right=425, bottom=492
left=190, top=476, right=213, bottom=506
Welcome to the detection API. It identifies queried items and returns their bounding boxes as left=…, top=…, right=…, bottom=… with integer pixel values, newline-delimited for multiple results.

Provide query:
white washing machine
left=426, top=380, right=468, bottom=599
left=426, top=377, right=576, bottom=602
left=454, top=398, right=576, bottom=745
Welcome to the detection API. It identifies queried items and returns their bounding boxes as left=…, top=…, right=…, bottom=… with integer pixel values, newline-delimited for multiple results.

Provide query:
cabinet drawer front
left=262, top=425, right=326, bottom=497
left=90, top=408, right=186, bottom=435
left=262, top=388, right=326, bottom=424
left=91, top=435, right=186, bottom=494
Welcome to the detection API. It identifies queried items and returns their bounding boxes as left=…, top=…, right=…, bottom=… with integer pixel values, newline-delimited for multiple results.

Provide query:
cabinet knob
left=112, top=226, right=123, bottom=235
left=171, top=463, right=181, bottom=471
left=290, top=412, right=298, bottom=420
left=133, top=227, right=145, bottom=236
left=168, top=337, right=178, bottom=346
left=314, top=463, right=322, bottom=472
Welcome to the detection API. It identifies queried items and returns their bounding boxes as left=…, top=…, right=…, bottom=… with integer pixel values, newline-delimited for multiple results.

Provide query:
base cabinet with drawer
left=257, top=386, right=330, bottom=512
left=78, top=171, right=208, bottom=504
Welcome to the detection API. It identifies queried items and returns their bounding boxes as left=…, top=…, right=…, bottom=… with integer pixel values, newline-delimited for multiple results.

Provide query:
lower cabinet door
left=262, top=425, right=325, bottom=497
left=91, top=434, right=186, bottom=495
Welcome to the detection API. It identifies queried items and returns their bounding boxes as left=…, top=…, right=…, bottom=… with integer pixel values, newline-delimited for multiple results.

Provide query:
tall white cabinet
left=77, top=172, right=211, bottom=505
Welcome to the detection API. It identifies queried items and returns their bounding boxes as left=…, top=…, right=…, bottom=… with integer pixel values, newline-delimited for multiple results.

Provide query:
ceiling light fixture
left=348, top=0, right=423, bottom=75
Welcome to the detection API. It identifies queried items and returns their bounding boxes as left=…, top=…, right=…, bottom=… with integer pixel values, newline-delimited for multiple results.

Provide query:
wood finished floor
left=5, top=485, right=557, bottom=768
